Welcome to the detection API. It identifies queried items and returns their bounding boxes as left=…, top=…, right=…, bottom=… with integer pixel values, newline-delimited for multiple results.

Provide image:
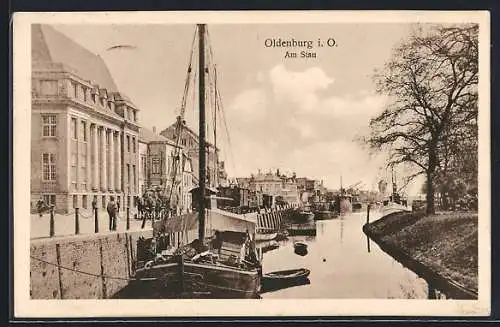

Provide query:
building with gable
left=138, top=127, right=193, bottom=213
left=160, top=116, right=228, bottom=188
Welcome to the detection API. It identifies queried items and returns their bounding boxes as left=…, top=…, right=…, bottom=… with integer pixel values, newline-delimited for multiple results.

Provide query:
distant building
left=31, top=24, right=140, bottom=213
left=160, top=117, right=228, bottom=188
left=138, top=127, right=192, bottom=212
left=235, top=169, right=300, bottom=207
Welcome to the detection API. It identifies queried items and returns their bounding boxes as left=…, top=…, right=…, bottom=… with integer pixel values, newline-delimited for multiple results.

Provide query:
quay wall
left=30, top=229, right=153, bottom=299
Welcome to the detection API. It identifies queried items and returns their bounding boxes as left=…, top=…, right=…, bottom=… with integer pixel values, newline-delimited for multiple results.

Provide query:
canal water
left=260, top=211, right=430, bottom=299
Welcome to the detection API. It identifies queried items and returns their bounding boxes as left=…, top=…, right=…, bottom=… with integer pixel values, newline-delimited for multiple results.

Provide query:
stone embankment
left=363, top=211, right=478, bottom=299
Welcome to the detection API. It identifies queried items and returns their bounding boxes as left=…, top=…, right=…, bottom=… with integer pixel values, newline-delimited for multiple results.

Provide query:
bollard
left=49, top=206, right=55, bottom=237
left=126, top=207, right=130, bottom=230
left=94, top=207, right=99, bottom=233
left=75, top=208, right=80, bottom=235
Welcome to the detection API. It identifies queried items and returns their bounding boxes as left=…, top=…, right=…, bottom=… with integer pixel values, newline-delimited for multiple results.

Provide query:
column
left=92, top=124, right=99, bottom=191
left=115, top=131, right=121, bottom=192
left=86, top=122, right=91, bottom=191
left=109, top=129, right=115, bottom=191
left=100, top=127, right=107, bottom=191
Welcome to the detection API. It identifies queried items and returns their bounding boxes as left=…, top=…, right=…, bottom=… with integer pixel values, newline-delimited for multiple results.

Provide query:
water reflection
left=260, top=212, right=430, bottom=299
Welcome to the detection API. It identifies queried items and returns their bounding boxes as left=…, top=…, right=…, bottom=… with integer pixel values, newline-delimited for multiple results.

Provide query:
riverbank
left=364, top=211, right=478, bottom=298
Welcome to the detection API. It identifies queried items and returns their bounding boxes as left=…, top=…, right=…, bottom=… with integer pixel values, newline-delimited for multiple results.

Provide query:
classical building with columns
left=31, top=24, right=140, bottom=213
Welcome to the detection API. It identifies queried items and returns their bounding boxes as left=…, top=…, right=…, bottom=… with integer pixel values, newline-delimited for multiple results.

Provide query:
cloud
left=269, top=64, right=334, bottom=113
left=227, top=88, right=267, bottom=122
left=222, top=65, right=390, bottom=192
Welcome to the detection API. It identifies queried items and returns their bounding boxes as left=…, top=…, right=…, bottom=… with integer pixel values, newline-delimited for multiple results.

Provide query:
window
left=100, top=97, right=104, bottom=107
left=132, top=138, right=136, bottom=153
left=81, top=121, right=87, bottom=142
left=152, top=158, right=160, bottom=174
left=141, top=156, right=147, bottom=178
left=82, top=195, right=88, bottom=209
left=133, top=111, right=137, bottom=122
left=92, top=94, right=96, bottom=103
left=70, top=152, right=77, bottom=189
left=127, top=164, right=130, bottom=188
left=181, top=139, right=186, bottom=146
left=42, top=115, right=57, bottom=137
left=73, top=83, right=78, bottom=99
left=80, top=146, right=87, bottom=189
left=42, top=194, right=56, bottom=206
left=40, top=80, right=58, bottom=95
left=127, top=135, right=130, bottom=152
left=71, top=118, right=77, bottom=140
left=133, top=165, right=136, bottom=192
left=42, top=153, right=56, bottom=181
left=82, top=87, right=87, bottom=102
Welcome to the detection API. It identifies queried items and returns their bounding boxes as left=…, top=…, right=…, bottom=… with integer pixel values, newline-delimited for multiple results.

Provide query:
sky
left=52, top=23, right=425, bottom=194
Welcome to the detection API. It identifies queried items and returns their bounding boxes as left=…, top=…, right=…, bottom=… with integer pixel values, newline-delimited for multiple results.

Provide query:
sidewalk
left=30, top=209, right=152, bottom=239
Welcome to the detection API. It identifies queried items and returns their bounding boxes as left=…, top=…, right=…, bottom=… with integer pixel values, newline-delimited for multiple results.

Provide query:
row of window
left=38, top=79, right=138, bottom=123
left=42, top=150, right=138, bottom=191
left=43, top=114, right=138, bottom=154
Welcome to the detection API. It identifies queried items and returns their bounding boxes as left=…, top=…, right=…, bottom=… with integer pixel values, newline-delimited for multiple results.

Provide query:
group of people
left=137, top=191, right=185, bottom=221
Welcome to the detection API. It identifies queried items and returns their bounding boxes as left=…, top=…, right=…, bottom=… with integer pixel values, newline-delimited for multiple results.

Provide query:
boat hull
left=381, top=202, right=412, bottom=217
left=135, top=261, right=261, bottom=299
left=313, top=211, right=337, bottom=220
left=255, top=232, right=278, bottom=242
left=292, top=211, right=315, bottom=224
left=288, top=223, right=316, bottom=236
left=261, top=268, right=310, bottom=292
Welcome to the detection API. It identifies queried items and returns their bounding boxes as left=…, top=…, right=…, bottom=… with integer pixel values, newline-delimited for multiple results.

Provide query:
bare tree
left=368, top=24, right=478, bottom=215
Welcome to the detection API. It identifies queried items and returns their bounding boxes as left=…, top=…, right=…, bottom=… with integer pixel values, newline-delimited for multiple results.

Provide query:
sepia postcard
left=13, top=11, right=490, bottom=318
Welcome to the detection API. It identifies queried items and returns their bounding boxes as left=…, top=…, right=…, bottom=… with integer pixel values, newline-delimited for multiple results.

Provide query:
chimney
left=153, top=126, right=156, bottom=134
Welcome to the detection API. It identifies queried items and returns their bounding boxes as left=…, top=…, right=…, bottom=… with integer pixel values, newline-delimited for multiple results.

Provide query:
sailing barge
left=133, top=24, right=261, bottom=299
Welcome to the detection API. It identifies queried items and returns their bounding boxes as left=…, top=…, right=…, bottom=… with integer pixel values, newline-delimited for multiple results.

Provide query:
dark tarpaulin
left=152, top=212, right=198, bottom=236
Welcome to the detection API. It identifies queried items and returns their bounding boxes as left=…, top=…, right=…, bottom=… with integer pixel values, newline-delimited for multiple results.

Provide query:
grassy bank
left=366, top=211, right=478, bottom=293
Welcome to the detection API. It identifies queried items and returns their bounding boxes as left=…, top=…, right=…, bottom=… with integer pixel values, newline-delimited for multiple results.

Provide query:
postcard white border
left=13, top=10, right=491, bottom=317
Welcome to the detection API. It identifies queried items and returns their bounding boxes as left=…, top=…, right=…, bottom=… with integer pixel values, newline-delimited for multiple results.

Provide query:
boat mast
left=214, top=64, right=218, bottom=188
left=198, top=24, right=207, bottom=244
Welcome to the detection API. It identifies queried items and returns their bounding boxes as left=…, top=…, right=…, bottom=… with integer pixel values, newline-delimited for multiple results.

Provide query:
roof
left=161, top=120, right=218, bottom=150
left=32, top=24, right=118, bottom=92
left=139, top=127, right=179, bottom=146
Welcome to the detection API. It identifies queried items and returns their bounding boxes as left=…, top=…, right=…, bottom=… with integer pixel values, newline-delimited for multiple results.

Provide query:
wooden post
left=126, top=207, right=130, bottom=230
left=49, top=206, right=55, bottom=237
left=75, top=207, right=80, bottom=235
left=94, top=207, right=99, bottom=233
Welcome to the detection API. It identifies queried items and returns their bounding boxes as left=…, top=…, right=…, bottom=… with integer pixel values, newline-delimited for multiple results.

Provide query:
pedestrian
left=117, top=199, right=120, bottom=213
left=36, top=197, right=46, bottom=218
left=91, top=197, right=97, bottom=212
left=107, top=196, right=118, bottom=231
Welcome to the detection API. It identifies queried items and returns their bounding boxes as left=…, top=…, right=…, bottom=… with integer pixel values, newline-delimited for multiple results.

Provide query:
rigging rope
left=206, top=29, right=236, bottom=175
left=167, top=26, right=199, bottom=205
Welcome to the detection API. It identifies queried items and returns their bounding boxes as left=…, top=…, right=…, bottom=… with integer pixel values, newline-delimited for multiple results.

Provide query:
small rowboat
left=293, top=242, right=308, bottom=256
left=261, top=268, right=311, bottom=291
left=294, top=242, right=308, bottom=252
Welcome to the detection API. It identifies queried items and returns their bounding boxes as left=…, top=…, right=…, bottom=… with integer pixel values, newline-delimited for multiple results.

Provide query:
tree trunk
left=426, top=142, right=438, bottom=215
left=426, top=170, right=435, bottom=215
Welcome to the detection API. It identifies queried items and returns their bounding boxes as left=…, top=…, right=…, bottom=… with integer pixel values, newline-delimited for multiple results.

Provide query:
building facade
left=160, top=117, right=227, bottom=188
left=31, top=24, right=140, bottom=213
left=138, top=127, right=193, bottom=213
